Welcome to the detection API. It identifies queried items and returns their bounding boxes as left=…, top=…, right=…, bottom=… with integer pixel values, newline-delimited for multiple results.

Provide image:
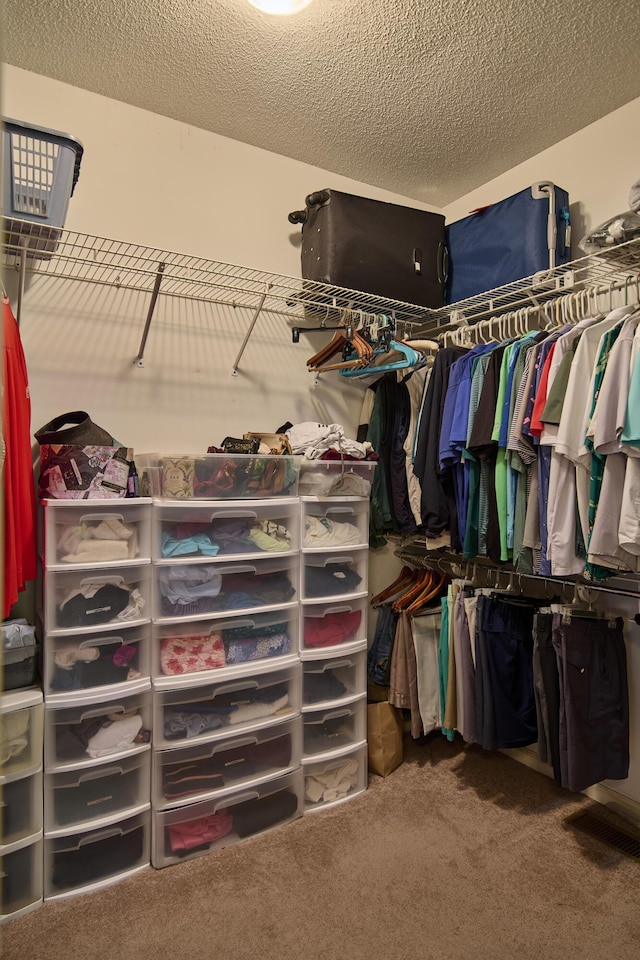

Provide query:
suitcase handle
left=437, top=242, right=449, bottom=285
left=288, top=209, right=307, bottom=225
left=305, top=189, right=331, bottom=207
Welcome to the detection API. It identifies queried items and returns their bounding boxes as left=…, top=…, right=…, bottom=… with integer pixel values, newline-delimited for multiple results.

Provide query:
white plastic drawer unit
left=0, top=770, right=43, bottom=848
left=301, top=549, right=368, bottom=602
left=302, top=695, right=366, bottom=760
left=0, top=689, right=44, bottom=780
left=43, top=624, right=151, bottom=701
left=137, top=453, right=302, bottom=500
left=41, top=564, right=151, bottom=635
left=153, top=498, right=300, bottom=563
left=152, top=768, right=303, bottom=868
left=153, top=664, right=301, bottom=751
left=44, top=686, right=152, bottom=772
left=152, top=716, right=301, bottom=809
left=301, top=498, right=369, bottom=551
left=302, top=649, right=366, bottom=710
left=44, top=810, right=150, bottom=899
left=153, top=555, right=299, bottom=623
left=41, top=498, right=152, bottom=568
left=302, top=743, right=367, bottom=812
left=45, top=751, right=151, bottom=834
left=0, top=836, right=43, bottom=923
left=152, top=609, right=299, bottom=688
left=300, top=597, right=368, bottom=658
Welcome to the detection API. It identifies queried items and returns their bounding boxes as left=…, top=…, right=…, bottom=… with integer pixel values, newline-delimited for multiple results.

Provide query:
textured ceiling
left=4, top=0, right=640, bottom=207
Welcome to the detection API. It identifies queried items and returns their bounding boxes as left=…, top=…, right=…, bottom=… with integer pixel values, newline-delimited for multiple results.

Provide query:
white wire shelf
left=3, top=217, right=639, bottom=353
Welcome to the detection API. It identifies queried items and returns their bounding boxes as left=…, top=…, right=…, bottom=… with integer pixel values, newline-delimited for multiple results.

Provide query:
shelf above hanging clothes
left=2, top=217, right=640, bottom=367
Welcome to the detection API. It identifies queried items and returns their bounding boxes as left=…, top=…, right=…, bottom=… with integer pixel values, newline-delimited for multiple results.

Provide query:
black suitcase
left=289, top=189, right=448, bottom=308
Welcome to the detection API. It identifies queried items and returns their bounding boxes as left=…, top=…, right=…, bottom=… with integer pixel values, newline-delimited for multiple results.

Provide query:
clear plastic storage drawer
left=45, top=810, right=150, bottom=899
left=43, top=624, right=151, bottom=700
left=152, top=609, right=299, bottom=687
left=152, top=716, right=300, bottom=809
left=152, top=768, right=303, bottom=868
left=154, top=555, right=298, bottom=622
left=138, top=453, right=302, bottom=500
left=302, top=695, right=366, bottom=759
left=301, top=550, right=368, bottom=602
left=300, top=597, right=368, bottom=657
left=45, top=750, right=151, bottom=833
left=302, top=649, right=366, bottom=709
left=0, top=771, right=43, bottom=848
left=41, top=564, right=151, bottom=634
left=41, top=499, right=152, bottom=568
left=0, top=689, right=44, bottom=780
left=44, top=687, right=152, bottom=771
left=153, top=664, right=301, bottom=751
left=153, top=498, right=300, bottom=562
left=298, top=459, right=376, bottom=498
left=301, top=498, right=369, bottom=551
left=302, top=742, right=367, bottom=811
left=0, top=836, right=43, bottom=922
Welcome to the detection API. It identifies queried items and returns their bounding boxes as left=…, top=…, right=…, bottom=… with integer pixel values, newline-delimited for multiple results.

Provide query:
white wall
left=443, top=95, right=640, bottom=252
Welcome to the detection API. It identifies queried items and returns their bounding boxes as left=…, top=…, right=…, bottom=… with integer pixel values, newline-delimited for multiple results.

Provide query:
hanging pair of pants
left=531, top=612, right=562, bottom=786
left=552, top=614, right=629, bottom=793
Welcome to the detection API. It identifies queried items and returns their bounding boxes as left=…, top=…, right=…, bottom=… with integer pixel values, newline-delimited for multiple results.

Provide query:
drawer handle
left=79, top=705, right=126, bottom=721
left=314, top=605, right=353, bottom=617
left=322, top=659, right=352, bottom=671
left=79, top=635, right=127, bottom=649
left=215, top=790, right=259, bottom=811
left=77, top=826, right=124, bottom=846
left=324, top=507, right=355, bottom=517
left=78, top=766, right=124, bottom=783
left=319, top=709, right=350, bottom=722
left=77, top=513, right=125, bottom=524
left=79, top=575, right=126, bottom=587
left=210, top=510, right=258, bottom=521
left=212, top=735, right=258, bottom=754
left=215, top=565, right=257, bottom=576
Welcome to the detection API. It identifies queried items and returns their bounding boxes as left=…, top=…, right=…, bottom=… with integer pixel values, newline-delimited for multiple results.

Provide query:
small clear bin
left=298, top=458, right=376, bottom=498
left=302, top=695, right=366, bottom=759
left=45, top=810, right=150, bottom=899
left=152, top=716, right=301, bottom=809
left=302, top=649, right=366, bottom=709
left=43, top=624, right=151, bottom=701
left=301, top=497, right=369, bottom=551
left=137, top=453, right=302, bottom=500
left=0, top=689, right=44, bottom=780
left=45, top=750, right=151, bottom=833
left=41, top=564, right=151, bottom=635
left=300, top=597, right=368, bottom=657
left=0, top=836, right=43, bottom=922
left=153, top=498, right=300, bottom=562
left=301, top=549, right=368, bottom=601
left=41, top=499, right=152, bottom=568
left=152, top=768, right=303, bottom=868
left=0, top=770, right=43, bottom=848
left=302, top=742, right=367, bottom=811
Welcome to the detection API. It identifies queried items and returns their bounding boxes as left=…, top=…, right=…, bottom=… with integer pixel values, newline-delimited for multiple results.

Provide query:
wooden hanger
left=371, top=566, right=417, bottom=607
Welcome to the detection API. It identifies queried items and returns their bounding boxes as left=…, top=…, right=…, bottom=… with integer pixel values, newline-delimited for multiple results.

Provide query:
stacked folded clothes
left=56, top=581, right=145, bottom=628
left=159, top=568, right=295, bottom=617
left=57, top=517, right=139, bottom=563
left=163, top=683, right=290, bottom=741
left=51, top=640, right=140, bottom=691
left=304, top=757, right=360, bottom=804
left=303, top=610, right=362, bottom=648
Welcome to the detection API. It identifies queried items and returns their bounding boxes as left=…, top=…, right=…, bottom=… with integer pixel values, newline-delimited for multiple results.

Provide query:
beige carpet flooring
left=3, top=735, right=640, bottom=960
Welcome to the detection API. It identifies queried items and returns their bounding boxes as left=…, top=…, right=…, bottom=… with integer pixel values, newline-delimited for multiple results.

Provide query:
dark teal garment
left=439, top=596, right=455, bottom=742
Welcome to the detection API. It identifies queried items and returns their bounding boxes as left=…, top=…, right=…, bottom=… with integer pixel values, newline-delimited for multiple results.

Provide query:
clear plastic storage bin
left=302, top=649, right=366, bottom=710
left=45, top=750, right=151, bottom=834
left=0, top=689, right=44, bottom=780
left=0, top=835, right=43, bottom=923
left=298, top=459, right=376, bottom=498
left=300, top=596, right=368, bottom=657
left=301, top=497, right=369, bottom=551
left=153, top=555, right=298, bottom=622
left=302, top=695, right=366, bottom=759
left=152, top=609, right=299, bottom=687
left=43, top=623, right=151, bottom=701
left=44, top=686, right=152, bottom=772
left=44, top=810, right=150, bottom=899
left=152, top=716, right=301, bottom=809
left=153, top=498, right=300, bottom=562
left=153, top=664, right=301, bottom=751
left=40, top=564, right=151, bottom=634
left=301, top=549, right=368, bottom=602
left=0, top=770, right=43, bottom=848
left=302, top=742, right=367, bottom=812
left=152, top=768, right=303, bottom=868
left=41, top=499, right=152, bottom=568
left=137, top=453, right=302, bottom=500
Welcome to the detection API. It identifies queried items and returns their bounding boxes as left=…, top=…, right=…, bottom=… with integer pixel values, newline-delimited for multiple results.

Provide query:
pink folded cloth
left=167, top=811, right=234, bottom=852
left=160, top=633, right=226, bottom=675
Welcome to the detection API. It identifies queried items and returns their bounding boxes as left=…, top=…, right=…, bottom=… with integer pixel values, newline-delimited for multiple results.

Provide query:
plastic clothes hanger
left=339, top=338, right=422, bottom=378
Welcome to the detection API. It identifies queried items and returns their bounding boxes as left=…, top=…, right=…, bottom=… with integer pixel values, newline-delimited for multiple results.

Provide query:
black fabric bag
left=34, top=411, right=116, bottom=446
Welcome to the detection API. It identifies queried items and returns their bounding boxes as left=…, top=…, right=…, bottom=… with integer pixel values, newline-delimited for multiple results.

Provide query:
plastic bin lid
left=3, top=116, right=84, bottom=195
left=0, top=686, right=43, bottom=712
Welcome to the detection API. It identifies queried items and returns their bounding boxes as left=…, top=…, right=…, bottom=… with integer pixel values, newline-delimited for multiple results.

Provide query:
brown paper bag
left=367, top=701, right=403, bottom=777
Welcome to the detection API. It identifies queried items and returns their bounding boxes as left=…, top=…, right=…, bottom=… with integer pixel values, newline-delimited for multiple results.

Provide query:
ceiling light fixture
left=247, top=0, right=314, bottom=14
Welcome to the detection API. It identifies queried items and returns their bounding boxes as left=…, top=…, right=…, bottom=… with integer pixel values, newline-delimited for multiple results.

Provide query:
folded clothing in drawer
left=303, top=669, right=348, bottom=704
left=161, top=517, right=292, bottom=559
left=55, top=710, right=150, bottom=761
left=161, top=733, right=292, bottom=800
left=165, top=788, right=299, bottom=856
left=164, top=683, right=290, bottom=741
left=303, top=516, right=363, bottom=549
left=304, top=756, right=360, bottom=805
left=304, top=563, right=362, bottom=598
left=50, top=638, right=141, bottom=692
left=303, top=609, right=362, bottom=649
left=57, top=516, right=140, bottom=563
left=158, top=567, right=295, bottom=617
left=51, top=821, right=144, bottom=888
left=56, top=580, right=145, bottom=628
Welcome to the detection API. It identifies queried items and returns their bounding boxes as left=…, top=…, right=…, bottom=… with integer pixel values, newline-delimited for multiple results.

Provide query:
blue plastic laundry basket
left=2, top=117, right=83, bottom=256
